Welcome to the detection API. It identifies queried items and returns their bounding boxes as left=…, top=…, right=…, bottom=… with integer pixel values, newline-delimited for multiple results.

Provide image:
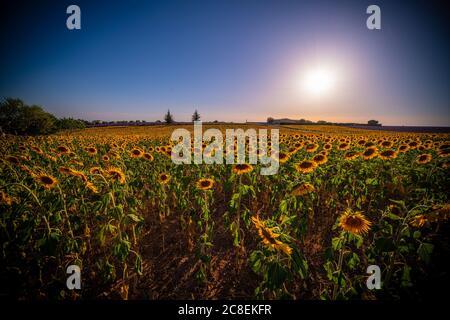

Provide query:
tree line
left=0, top=98, right=85, bottom=135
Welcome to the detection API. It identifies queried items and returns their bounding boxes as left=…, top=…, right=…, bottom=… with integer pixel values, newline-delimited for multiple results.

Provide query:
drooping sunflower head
left=89, top=166, right=103, bottom=175
left=5, top=155, right=20, bottom=165
left=278, top=152, right=290, bottom=163
left=251, top=216, right=292, bottom=255
left=35, top=174, right=58, bottom=189
left=291, top=182, right=315, bottom=196
left=158, top=173, right=171, bottom=184
left=196, top=178, right=215, bottom=190
left=416, top=154, right=432, bottom=164
left=338, top=209, right=372, bottom=235
left=106, top=166, right=126, bottom=184
left=232, top=163, right=253, bottom=175
left=57, top=145, right=70, bottom=154
left=295, top=160, right=318, bottom=174
left=143, top=153, right=154, bottom=161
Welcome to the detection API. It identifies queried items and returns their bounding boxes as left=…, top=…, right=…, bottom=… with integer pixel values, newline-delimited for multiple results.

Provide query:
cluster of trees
left=267, top=116, right=381, bottom=126
left=163, top=109, right=201, bottom=124
left=0, top=98, right=85, bottom=135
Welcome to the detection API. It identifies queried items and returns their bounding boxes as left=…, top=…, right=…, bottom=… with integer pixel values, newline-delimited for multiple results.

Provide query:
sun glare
left=303, top=67, right=336, bottom=96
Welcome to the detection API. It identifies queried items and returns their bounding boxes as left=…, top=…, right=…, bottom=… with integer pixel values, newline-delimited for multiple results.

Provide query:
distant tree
left=213, top=120, right=218, bottom=123
left=57, top=117, right=86, bottom=130
left=317, top=120, right=327, bottom=124
left=164, top=110, right=174, bottom=124
left=192, top=109, right=200, bottom=122
left=0, top=98, right=57, bottom=135
left=368, top=119, right=380, bottom=126
left=267, top=117, right=274, bottom=124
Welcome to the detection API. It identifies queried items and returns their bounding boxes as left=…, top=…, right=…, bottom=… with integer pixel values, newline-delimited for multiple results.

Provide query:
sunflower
left=85, top=147, right=97, bottom=155
left=35, top=174, right=58, bottom=189
left=89, top=167, right=103, bottom=175
left=438, top=148, right=450, bottom=157
left=398, top=145, right=409, bottom=153
left=416, top=154, right=432, bottom=164
left=251, top=216, right=292, bottom=255
left=338, top=209, right=371, bottom=235
left=291, top=182, right=315, bottom=196
left=410, top=214, right=427, bottom=228
left=323, top=143, right=332, bottom=150
left=338, top=143, right=350, bottom=151
left=344, top=151, right=360, bottom=161
left=102, top=155, right=110, bottom=162
left=312, top=154, right=328, bottom=165
left=0, top=191, right=14, bottom=206
left=85, top=181, right=98, bottom=193
left=143, top=153, right=154, bottom=161
left=130, top=148, right=143, bottom=158
left=196, top=178, right=215, bottom=190
left=232, top=163, right=253, bottom=175
left=380, top=140, right=393, bottom=148
left=57, top=146, right=70, bottom=154
left=305, top=143, right=319, bottom=153
left=295, top=160, right=318, bottom=174
left=158, top=173, right=171, bottom=184
left=5, top=155, right=20, bottom=165
left=443, top=160, right=450, bottom=169
left=30, top=146, right=43, bottom=154
left=362, top=147, right=378, bottom=160
left=277, top=152, right=290, bottom=163
left=378, top=150, right=398, bottom=160
left=106, top=166, right=126, bottom=184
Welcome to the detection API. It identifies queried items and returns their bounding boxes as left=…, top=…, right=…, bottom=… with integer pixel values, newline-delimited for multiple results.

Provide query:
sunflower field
left=0, top=124, right=449, bottom=299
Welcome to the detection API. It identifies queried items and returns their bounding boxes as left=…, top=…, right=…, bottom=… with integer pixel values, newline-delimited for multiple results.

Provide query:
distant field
left=346, top=125, right=450, bottom=133
left=1, top=124, right=449, bottom=299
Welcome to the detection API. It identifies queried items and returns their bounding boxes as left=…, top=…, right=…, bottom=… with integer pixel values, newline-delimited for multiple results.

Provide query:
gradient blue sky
left=0, top=0, right=449, bottom=125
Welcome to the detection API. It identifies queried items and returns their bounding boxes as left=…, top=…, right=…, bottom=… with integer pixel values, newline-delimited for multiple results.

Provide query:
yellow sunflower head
left=35, top=174, right=58, bottom=190
left=232, top=163, right=253, bottom=175
left=158, top=173, right=171, bottom=184
left=295, top=160, right=318, bottom=174
left=196, top=178, right=215, bottom=191
left=338, top=209, right=371, bottom=235
left=416, top=154, right=432, bottom=164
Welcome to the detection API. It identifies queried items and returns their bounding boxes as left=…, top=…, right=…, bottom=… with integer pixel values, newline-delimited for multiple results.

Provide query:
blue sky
left=0, top=0, right=449, bottom=125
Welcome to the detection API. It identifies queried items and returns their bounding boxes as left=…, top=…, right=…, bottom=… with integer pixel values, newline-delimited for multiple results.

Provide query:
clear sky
left=0, top=0, right=449, bottom=125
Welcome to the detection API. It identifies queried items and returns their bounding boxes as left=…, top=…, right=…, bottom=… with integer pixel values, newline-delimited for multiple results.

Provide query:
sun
left=302, top=67, right=336, bottom=96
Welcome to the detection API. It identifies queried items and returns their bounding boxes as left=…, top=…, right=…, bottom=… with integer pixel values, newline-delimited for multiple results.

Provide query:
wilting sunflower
left=35, top=173, right=58, bottom=190
left=312, top=154, right=328, bottom=165
left=338, top=209, right=372, bottom=235
left=5, top=155, right=20, bottom=165
left=362, top=147, right=378, bottom=160
left=378, top=150, right=398, bottom=160
left=85, top=181, right=98, bottom=193
left=57, top=146, right=70, bottom=154
left=232, top=163, right=253, bottom=175
left=143, top=153, right=154, bottom=161
left=30, top=146, right=43, bottom=154
left=130, top=148, right=143, bottom=158
left=106, top=166, right=126, bottom=184
left=410, top=214, right=427, bottom=228
left=0, top=191, right=14, bottom=206
left=251, top=216, right=292, bottom=255
left=344, top=151, right=360, bottom=161
left=295, top=160, right=318, bottom=174
left=416, top=154, right=432, bottom=164
left=158, top=173, right=171, bottom=184
left=196, top=178, right=215, bottom=190
left=291, top=182, right=315, bottom=196
left=89, top=167, right=103, bottom=175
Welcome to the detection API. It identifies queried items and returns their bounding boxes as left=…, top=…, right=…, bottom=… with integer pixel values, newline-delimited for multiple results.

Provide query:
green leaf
left=418, top=243, right=434, bottom=264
